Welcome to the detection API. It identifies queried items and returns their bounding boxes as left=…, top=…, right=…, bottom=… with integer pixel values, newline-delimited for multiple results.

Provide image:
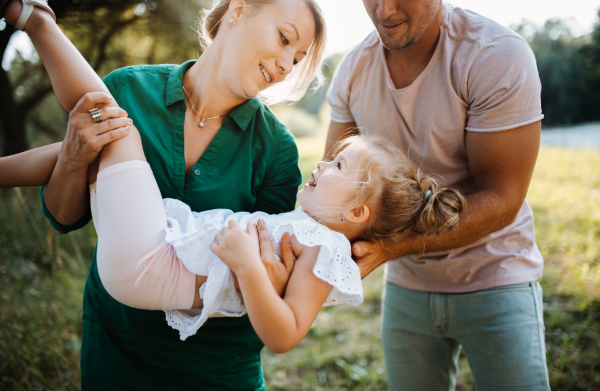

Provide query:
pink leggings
left=91, top=160, right=195, bottom=310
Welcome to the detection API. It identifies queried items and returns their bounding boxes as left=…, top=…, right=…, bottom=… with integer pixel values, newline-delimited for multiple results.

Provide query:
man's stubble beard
left=378, top=0, right=440, bottom=51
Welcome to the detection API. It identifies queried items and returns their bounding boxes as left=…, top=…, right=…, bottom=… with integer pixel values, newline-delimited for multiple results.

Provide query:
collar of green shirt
left=165, top=60, right=262, bottom=132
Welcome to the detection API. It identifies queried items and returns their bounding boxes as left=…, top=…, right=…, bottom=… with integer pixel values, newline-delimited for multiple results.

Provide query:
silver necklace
left=182, top=86, right=226, bottom=127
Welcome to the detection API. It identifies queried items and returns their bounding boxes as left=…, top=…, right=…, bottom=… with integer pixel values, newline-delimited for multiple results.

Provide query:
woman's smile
left=259, top=64, right=272, bottom=85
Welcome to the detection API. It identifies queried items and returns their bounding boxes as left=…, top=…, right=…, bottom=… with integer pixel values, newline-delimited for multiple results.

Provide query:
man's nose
left=376, top=0, right=398, bottom=21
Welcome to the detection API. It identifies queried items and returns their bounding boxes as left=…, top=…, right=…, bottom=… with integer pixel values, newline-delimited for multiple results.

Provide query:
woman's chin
left=240, top=83, right=261, bottom=100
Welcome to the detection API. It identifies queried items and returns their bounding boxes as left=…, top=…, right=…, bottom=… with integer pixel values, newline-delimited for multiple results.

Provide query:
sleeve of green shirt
left=254, top=127, right=302, bottom=214
left=40, top=70, right=124, bottom=234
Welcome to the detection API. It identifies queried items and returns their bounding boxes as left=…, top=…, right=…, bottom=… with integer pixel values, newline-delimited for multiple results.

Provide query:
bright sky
left=318, top=0, right=600, bottom=55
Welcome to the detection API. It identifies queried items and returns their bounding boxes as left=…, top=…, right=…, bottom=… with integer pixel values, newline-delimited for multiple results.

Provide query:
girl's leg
left=4, top=1, right=114, bottom=111
left=94, top=158, right=200, bottom=311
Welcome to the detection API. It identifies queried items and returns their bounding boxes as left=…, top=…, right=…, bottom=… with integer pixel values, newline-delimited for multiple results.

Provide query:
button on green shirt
left=41, top=60, right=301, bottom=390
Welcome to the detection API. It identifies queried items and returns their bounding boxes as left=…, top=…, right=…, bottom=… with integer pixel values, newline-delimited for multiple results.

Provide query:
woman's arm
left=211, top=221, right=332, bottom=353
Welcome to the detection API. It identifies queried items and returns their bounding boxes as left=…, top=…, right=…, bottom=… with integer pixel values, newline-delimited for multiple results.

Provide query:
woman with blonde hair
left=1, top=0, right=325, bottom=389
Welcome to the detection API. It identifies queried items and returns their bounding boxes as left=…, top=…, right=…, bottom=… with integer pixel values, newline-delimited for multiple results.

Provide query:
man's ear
left=345, top=204, right=370, bottom=224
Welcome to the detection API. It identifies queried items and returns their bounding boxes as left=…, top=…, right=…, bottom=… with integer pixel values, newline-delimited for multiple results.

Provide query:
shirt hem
left=466, top=115, right=544, bottom=133
left=385, top=270, right=543, bottom=293
left=329, top=113, right=355, bottom=124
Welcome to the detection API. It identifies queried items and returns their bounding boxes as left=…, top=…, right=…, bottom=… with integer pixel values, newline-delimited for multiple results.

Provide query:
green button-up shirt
left=41, top=60, right=301, bottom=390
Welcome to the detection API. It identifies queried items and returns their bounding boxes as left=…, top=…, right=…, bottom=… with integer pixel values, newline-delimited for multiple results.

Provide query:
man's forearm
left=43, top=156, right=90, bottom=227
left=391, top=189, right=521, bottom=259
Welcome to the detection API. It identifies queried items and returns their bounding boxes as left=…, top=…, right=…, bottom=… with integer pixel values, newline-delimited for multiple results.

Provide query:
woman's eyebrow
left=284, top=22, right=308, bottom=55
left=284, top=22, right=300, bottom=40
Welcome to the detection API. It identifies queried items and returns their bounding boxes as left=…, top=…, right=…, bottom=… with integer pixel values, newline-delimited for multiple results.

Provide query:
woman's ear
left=228, top=0, right=249, bottom=24
left=345, top=205, right=370, bottom=224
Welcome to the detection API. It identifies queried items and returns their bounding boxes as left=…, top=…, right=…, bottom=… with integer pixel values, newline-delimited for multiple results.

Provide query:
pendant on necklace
left=199, top=119, right=205, bottom=127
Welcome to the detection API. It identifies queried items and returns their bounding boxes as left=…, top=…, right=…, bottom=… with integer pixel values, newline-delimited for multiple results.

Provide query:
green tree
left=579, top=9, right=600, bottom=121
left=0, top=0, right=209, bottom=156
left=513, top=11, right=600, bottom=127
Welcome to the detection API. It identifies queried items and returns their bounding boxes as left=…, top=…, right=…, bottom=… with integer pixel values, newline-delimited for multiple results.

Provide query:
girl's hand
left=211, top=221, right=263, bottom=275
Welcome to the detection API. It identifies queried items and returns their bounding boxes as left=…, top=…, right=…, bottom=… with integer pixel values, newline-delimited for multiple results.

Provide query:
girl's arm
left=211, top=221, right=333, bottom=353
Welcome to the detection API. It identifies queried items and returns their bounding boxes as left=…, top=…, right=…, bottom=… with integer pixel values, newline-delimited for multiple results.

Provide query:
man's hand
left=60, top=92, right=132, bottom=171
left=256, top=219, right=295, bottom=297
left=352, top=240, right=407, bottom=279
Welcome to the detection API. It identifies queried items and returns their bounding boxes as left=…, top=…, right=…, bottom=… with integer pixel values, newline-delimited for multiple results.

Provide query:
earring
left=341, top=215, right=345, bottom=222
left=228, top=18, right=234, bottom=24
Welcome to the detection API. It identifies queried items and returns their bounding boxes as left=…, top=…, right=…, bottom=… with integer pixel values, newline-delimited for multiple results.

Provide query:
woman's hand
left=256, top=219, right=295, bottom=297
left=43, top=92, right=131, bottom=226
left=60, top=92, right=132, bottom=171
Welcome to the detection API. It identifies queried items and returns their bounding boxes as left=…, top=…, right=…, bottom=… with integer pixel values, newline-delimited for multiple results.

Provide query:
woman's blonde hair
left=198, top=0, right=326, bottom=105
left=329, top=135, right=466, bottom=246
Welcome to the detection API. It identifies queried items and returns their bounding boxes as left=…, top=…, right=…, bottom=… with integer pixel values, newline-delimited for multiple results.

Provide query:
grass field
left=1, top=140, right=599, bottom=390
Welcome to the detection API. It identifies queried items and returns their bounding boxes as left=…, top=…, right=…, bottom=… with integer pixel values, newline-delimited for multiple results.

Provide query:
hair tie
left=423, top=190, right=432, bottom=202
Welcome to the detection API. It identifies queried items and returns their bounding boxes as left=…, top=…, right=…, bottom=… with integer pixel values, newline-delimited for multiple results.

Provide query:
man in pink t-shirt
left=326, top=1, right=550, bottom=390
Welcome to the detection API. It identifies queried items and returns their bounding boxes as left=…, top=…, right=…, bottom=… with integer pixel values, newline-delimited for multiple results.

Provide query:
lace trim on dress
left=264, top=214, right=363, bottom=307
left=160, top=203, right=363, bottom=341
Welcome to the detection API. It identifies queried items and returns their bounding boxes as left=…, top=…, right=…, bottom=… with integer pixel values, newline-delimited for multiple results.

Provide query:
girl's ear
left=228, top=0, right=249, bottom=23
left=345, top=205, right=370, bottom=224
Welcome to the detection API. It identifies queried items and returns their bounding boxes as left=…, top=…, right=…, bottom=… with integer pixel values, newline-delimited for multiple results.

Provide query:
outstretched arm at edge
left=0, top=143, right=61, bottom=188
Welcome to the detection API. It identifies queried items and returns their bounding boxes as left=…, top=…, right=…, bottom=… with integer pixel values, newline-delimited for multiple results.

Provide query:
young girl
left=0, top=0, right=465, bottom=354
left=88, top=129, right=467, bottom=348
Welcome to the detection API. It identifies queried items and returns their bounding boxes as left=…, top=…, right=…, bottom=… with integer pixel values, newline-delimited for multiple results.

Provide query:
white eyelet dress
left=162, top=201, right=364, bottom=341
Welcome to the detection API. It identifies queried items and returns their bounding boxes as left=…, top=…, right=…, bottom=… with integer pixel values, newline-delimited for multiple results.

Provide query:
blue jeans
left=381, top=281, right=550, bottom=391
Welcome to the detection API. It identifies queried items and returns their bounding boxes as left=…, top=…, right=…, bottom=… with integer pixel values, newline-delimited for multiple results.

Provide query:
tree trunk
left=0, top=25, right=29, bottom=156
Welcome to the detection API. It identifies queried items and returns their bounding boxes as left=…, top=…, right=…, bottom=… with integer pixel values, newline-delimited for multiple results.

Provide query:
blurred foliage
left=271, top=52, right=343, bottom=139
left=0, top=0, right=209, bottom=155
left=513, top=11, right=600, bottom=127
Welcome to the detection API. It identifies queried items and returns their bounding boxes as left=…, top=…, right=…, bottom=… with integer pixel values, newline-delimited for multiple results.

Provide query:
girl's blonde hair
left=330, top=135, right=466, bottom=246
left=198, top=0, right=326, bottom=105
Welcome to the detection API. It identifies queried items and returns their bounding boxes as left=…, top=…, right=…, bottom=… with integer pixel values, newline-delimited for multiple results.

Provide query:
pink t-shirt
left=327, top=5, right=544, bottom=292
